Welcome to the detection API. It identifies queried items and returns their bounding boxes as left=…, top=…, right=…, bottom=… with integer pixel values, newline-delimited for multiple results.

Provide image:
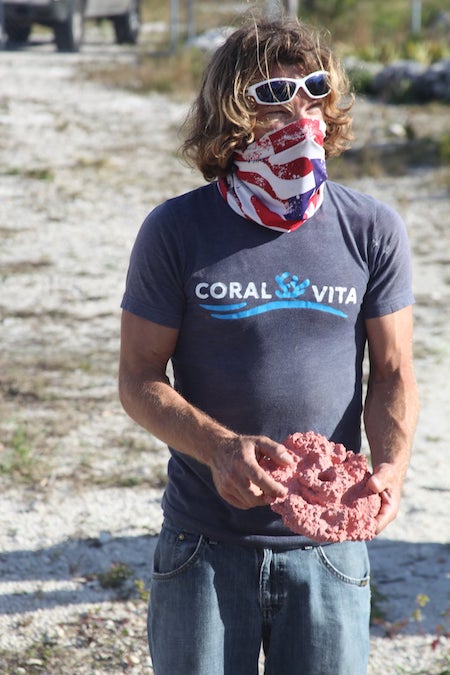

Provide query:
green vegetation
left=439, top=132, right=450, bottom=165
left=84, top=47, right=205, bottom=98
left=138, top=0, right=449, bottom=63
left=0, top=424, right=34, bottom=479
left=85, top=0, right=449, bottom=106
left=134, top=577, right=150, bottom=602
left=98, top=561, right=133, bottom=589
left=297, top=0, right=449, bottom=63
left=370, top=578, right=388, bottom=624
left=2, top=166, right=55, bottom=180
left=12, top=633, right=65, bottom=671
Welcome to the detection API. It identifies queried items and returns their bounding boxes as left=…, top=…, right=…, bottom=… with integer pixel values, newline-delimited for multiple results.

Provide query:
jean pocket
left=316, top=541, right=370, bottom=587
left=152, top=521, right=204, bottom=579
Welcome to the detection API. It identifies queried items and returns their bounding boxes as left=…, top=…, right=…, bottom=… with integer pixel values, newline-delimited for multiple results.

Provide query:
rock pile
left=371, top=58, right=450, bottom=102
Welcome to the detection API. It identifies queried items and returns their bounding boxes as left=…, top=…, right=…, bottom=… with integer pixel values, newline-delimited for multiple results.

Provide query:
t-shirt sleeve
left=121, top=202, right=185, bottom=329
left=362, top=201, right=414, bottom=319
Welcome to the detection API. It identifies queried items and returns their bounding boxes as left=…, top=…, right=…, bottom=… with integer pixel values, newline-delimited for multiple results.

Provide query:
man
left=119, top=16, right=419, bottom=675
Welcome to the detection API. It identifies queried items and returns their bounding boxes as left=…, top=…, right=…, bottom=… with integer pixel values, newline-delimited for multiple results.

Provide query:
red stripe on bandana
left=218, top=118, right=328, bottom=232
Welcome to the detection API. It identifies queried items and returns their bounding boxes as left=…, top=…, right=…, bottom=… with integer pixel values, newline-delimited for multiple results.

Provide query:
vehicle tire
left=54, top=0, right=85, bottom=52
left=5, top=18, right=32, bottom=43
left=112, top=0, right=140, bottom=44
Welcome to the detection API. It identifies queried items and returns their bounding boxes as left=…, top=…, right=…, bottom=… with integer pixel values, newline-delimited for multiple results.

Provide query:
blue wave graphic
left=200, top=300, right=347, bottom=320
left=199, top=302, right=247, bottom=312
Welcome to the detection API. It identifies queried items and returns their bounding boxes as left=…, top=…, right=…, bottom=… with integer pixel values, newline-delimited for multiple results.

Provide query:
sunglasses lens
left=250, top=72, right=330, bottom=104
left=255, top=80, right=296, bottom=103
left=304, top=73, right=329, bottom=97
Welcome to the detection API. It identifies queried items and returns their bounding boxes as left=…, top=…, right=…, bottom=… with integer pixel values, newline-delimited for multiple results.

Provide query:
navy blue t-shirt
left=121, top=180, right=414, bottom=547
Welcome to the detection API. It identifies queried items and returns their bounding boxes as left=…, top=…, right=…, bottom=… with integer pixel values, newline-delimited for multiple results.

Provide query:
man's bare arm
left=118, top=310, right=292, bottom=509
left=364, top=305, right=419, bottom=533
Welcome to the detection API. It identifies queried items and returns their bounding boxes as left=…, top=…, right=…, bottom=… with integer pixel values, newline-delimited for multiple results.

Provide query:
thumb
left=366, top=471, right=385, bottom=495
left=366, top=462, right=398, bottom=495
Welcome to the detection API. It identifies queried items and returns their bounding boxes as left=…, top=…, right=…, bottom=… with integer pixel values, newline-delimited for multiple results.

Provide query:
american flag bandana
left=218, top=118, right=327, bottom=233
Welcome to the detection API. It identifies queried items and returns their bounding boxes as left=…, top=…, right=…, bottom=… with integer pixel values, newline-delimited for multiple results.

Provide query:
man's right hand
left=209, top=435, right=293, bottom=509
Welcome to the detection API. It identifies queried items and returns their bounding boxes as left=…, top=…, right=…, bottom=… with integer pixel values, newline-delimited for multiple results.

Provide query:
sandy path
left=0, top=35, right=449, bottom=673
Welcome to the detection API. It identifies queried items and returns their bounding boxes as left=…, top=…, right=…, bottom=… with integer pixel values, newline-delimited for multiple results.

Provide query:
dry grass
left=81, top=49, right=207, bottom=98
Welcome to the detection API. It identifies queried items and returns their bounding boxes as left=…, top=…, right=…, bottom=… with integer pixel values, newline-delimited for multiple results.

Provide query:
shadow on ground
left=0, top=534, right=157, bottom=615
left=368, top=538, right=449, bottom=636
left=0, top=534, right=448, bottom=637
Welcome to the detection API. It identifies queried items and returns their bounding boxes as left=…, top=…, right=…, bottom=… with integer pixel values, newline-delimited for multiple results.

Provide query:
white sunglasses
left=246, top=70, right=330, bottom=105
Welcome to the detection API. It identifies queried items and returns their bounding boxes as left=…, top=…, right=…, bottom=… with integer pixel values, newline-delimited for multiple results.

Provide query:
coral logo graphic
left=197, top=272, right=354, bottom=320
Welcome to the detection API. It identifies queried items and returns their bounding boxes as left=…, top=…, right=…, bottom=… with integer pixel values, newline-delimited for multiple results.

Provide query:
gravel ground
left=0, top=27, right=449, bottom=674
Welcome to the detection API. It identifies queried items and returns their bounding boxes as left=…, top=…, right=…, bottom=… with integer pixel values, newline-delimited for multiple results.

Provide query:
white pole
left=169, top=0, right=179, bottom=51
left=266, top=0, right=280, bottom=18
left=266, top=0, right=299, bottom=18
left=284, top=0, right=299, bottom=17
left=186, top=0, right=195, bottom=41
left=0, top=0, right=5, bottom=48
left=411, top=0, right=422, bottom=35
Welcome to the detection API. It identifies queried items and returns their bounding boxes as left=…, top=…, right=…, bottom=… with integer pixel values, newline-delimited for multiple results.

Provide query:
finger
left=256, top=439, right=294, bottom=467
left=366, top=473, right=385, bottom=494
left=247, top=482, right=271, bottom=505
left=219, top=468, right=283, bottom=508
left=247, top=464, right=288, bottom=499
left=220, top=483, right=265, bottom=510
left=366, top=463, right=393, bottom=494
left=374, top=489, right=398, bottom=533
left=214, top=436, right=290, bottom=506
left=218, top=481, right=249, bottom=509
left=215, top=464, right=264, bottom=508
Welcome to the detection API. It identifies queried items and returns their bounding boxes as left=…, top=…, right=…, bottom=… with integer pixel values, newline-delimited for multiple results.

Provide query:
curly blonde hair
left=182, top=16, right=354, bottom=181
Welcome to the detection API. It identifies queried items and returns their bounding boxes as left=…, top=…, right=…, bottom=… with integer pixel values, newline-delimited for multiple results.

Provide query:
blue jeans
left=148, top=520, right=371, bottom=675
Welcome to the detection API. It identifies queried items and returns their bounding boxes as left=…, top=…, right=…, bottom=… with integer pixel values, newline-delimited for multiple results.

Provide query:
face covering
left=218, top=118, right=328, bottom=233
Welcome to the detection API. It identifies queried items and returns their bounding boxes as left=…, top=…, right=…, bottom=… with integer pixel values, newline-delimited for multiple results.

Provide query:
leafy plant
left=0, top=425, right=33, bottom=477
left=411, top=593, right=430, bottom=627
left=439, top=133, right=450, bottom=166
left=134, top=578, right=150, bottom=603
left=370, top=578, right=388, bottom=624
left=98, top=562, right=133, bottom=589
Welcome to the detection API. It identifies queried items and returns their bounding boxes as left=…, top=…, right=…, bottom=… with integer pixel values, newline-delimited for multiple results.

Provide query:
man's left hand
left=366, top=462, right=404, bottom=534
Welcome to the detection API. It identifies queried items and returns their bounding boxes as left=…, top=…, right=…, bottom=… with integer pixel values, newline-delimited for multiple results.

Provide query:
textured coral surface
left=262, top=432, right=381, bottom=542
